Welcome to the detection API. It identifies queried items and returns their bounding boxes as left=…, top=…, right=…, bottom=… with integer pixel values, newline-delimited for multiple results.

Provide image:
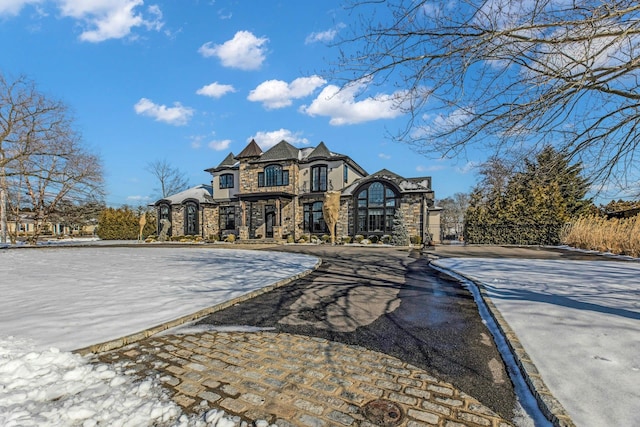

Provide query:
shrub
left=361, top=239, right=371, bottom=245
left=287, top=235, right=294, bottom=243
left=562, top=215, right=640, bottom=257
left=355, top=234, right=365, bottom=243
left=381, top=235, right=392, bottom=244
left=225, top=233, right=236, bottom=243
left=368, top=235, right=379, bottom=244
left=298, top=234, right=308, bottom=242
left=342, top=236, right=352, bottom=244
left=321, top=234, right=331, bottom=243
left=97, top=207, right=155, bottom=240
left=410, top=235, right=422, bottom=245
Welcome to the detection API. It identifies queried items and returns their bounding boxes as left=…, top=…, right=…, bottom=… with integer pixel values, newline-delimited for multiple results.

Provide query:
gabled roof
left=369, top=169, right=432, bottom=192
left=306, top=141, right=331, bottom=159
left=204, top=152, right=238, bottom=173
left=341, top=169, right=432, bottom=196
left=156, top=184, right=214, bottom=205
left=258, top=140, right=300, bottom=162
left=218, top=152, right=236, bottom=168
left=236, top=139, right=263, bottom=158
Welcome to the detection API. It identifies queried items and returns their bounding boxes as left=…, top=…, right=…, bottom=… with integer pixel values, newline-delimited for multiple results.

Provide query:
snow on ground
left=432, top=258, right=640, bottom=427
left=0, top=246, right=318, bottom=352
left=0, top=245, right=316, bottom=427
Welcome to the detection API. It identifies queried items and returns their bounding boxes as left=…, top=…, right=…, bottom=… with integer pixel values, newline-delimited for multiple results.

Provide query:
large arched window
left=356, top=181, right=398, bottom=235
left=184, top=201, right=199, bottom=235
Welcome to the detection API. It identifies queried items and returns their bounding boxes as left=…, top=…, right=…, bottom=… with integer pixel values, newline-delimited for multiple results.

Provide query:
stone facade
left=155, top=140, right=441, bottom=244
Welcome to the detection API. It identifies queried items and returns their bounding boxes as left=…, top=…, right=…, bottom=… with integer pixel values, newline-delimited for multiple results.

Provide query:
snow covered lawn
left=0, top=246, right=318, bottom=352
left=432, top=258, right=640, bottom=427
left=1, top=246, right=318, bottom=427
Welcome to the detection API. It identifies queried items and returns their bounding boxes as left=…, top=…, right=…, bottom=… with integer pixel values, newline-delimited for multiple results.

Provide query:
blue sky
left=0, top=0, right=482, bottom=206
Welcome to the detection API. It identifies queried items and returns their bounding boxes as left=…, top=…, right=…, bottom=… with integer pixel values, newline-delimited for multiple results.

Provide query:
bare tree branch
left=336, top=0, right=640, bottom=195
left=146, top=159, right=190, bottom=198
left=0, top=72, right=104, bottom=244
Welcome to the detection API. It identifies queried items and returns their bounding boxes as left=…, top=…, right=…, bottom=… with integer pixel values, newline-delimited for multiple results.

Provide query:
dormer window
left=219, top=173, right=234, bottom=189
left=311, top=165, right=328, bottom=192
left=258, top=164, right=289, bottom=187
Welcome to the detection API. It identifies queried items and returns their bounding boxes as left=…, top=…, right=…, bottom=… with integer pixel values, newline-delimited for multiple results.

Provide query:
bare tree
left=337, top=0, right=640, bottom=193
left=438, top=192, right=470, bottom=240
left=146, top=159, right=190, bottom=198
left=0, top=72, right=104, bottom=244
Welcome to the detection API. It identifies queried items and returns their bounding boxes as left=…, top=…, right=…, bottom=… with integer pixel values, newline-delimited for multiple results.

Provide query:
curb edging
left=429, top=260, right=575, bottom=427
left=74, top=258, right=322, bottom=356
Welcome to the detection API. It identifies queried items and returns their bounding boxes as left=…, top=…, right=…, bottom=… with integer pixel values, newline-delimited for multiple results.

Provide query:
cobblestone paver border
left=95, top=331, right=514, bottom=427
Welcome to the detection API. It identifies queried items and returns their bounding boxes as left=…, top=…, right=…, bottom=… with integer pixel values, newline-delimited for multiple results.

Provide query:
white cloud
left=378, top=153, right=391, bottom=160
left=127, top=195, right=150, bottom=201
left=305, top=23, right=345, bottom=44
left=248, top=76, right=326, bottom=109
left=456, top=161, right=480, bottom=174
left=56, top=0, right=164, bottom=42
left=196, top=82, right=236, bottom=98
left=300, top=80, right=408, bottom=125
left=249, top=129, right=309, bottom=150
left=208, top=139, right=232, bottom=151
left=198, top=30, right=268, bottom=71
left=0, top=0, right=42, bottom=16
left=417, top=164, right=446, bottom=172
left=134, top=98, right=194, bottom=126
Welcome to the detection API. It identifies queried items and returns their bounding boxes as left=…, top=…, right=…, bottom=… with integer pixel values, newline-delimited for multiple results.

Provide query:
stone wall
left=240, top=160, right=299, bottom=194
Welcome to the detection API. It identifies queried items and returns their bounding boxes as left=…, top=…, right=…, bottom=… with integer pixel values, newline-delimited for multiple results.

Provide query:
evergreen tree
left=97, top=206, right=155, bottom=240
left=464, top=147, right=589, bottom=245
left=391, top=209, right=410, bottom=246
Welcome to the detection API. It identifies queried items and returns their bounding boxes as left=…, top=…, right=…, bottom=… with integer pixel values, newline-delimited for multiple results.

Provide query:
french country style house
left=154, top=139, right=441, bottom=244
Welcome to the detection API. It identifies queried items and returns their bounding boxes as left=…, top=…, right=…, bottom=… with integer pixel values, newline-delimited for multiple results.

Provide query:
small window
left=344, top=164, right=349, bottom=183
left=258, top=164, right=289, bottom=187
left=219, top=174, right=234, bottom=189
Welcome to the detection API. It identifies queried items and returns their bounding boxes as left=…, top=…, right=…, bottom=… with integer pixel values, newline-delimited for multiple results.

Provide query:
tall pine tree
left=465, top=147, right=589, bottom=245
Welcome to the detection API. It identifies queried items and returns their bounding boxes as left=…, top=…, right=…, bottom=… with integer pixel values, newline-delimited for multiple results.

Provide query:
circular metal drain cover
left=362, top=399, right=404, bottom=426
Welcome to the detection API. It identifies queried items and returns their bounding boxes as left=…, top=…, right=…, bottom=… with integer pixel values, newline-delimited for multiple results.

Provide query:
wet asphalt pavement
left=195, top=246, right=519, bottom=420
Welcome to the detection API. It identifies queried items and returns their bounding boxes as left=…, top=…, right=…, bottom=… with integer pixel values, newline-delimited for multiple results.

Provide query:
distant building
left=154, top=139, right=440, bottom=243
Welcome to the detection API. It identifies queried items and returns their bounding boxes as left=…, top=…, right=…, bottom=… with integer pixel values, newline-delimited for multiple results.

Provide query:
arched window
left=258, top=164, right=289, bottom=187
left=356, top=181, right=398, bottom=235
left=184, top=201, right=199, bottom=235
left=158, top=203, right=171, bottom=235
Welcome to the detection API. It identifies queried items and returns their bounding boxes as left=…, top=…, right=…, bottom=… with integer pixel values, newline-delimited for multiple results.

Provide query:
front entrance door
left=265, top=205, right=275, bottom=238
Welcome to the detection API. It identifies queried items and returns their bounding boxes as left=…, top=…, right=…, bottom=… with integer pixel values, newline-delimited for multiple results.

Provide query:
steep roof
left=204, top=152, right=238, bottom=173
left=305, top=141, right=331, bottom=159
left=236, top=139, right=263, bottom=158
left=218, top=152, right=237, bottom=168
left=258, top=140, right=300, bottom=162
